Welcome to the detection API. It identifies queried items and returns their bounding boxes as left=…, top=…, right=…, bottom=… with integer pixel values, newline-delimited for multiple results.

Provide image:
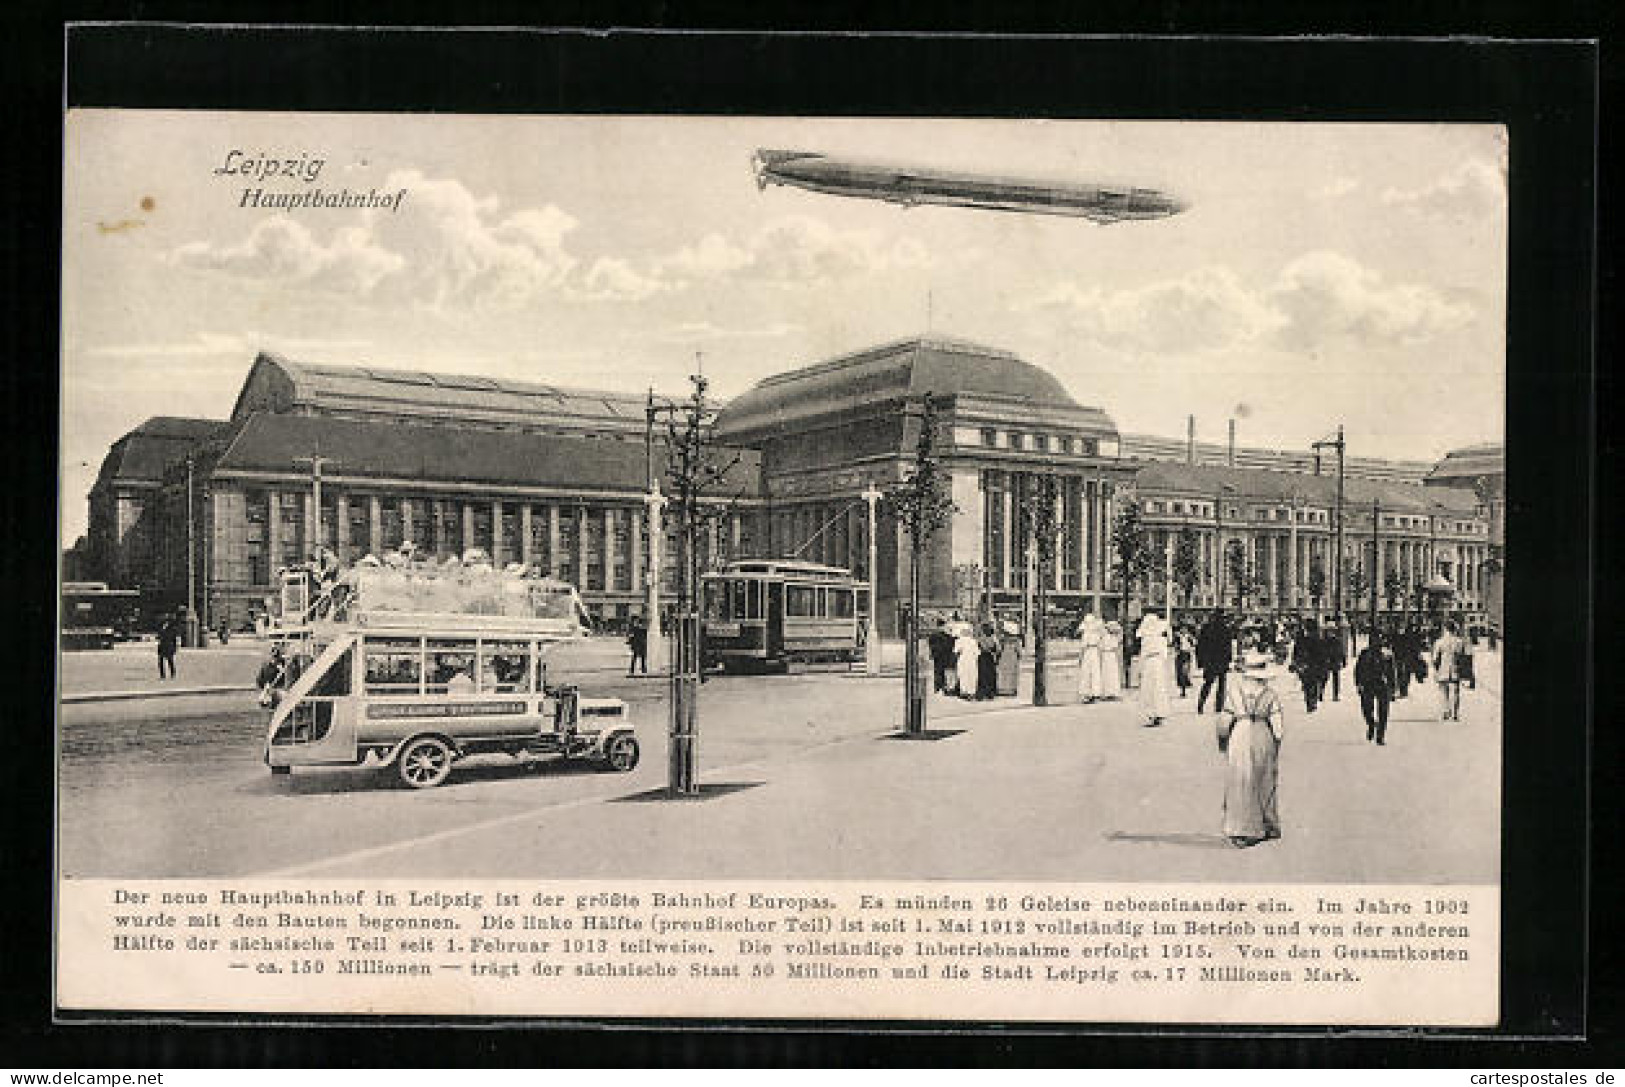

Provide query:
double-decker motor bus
left=701, top=560, right=867, bottom=671
left=262, top=554, right=636, bottom=789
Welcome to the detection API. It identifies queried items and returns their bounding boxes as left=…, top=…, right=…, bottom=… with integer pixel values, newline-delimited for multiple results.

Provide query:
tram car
left=701, top=560, right=867, bottom=671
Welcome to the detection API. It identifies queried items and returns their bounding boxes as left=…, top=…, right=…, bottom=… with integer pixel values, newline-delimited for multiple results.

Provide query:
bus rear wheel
left=398, top=736, right=454, bottom=789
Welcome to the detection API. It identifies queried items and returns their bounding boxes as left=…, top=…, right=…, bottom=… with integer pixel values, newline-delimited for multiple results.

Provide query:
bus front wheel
left=398, top=736, right=455, bottom=789
left=601, top=734, right=640, bottom=773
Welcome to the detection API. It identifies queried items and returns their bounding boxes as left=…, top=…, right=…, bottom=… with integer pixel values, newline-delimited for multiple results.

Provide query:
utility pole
left=293, top=453, right=335, bottom=562
left=862, top=483, right=883, bottom=674
left=184, top=454, right=197, bottom=646
left=1312, top=426, right=1345, bottom=631
left=1024, top=472, right=1059, bottom=706
left=643, top=389, right=666, bottom=672
left=1369, top=498, right=1381, bottom=633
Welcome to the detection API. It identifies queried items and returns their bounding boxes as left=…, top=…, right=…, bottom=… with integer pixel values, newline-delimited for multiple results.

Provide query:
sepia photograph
left=60, top=112, right=1506, bottom=889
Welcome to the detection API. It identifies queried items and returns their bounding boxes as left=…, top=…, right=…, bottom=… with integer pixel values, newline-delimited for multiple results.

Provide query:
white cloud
left=579, top=257, right=670, bottom=302
left=1267, top=250, right=1474, bottom=350
left=661, top=233, right=754, bottom=278
left=170, top=168, right=933, bottom=313
left=744, top=215, right=930, bottom=284
left=168, top=170, right=598, bottom=310
left=1020, top=253, right=1475, bottom=357
left=1381, top=159, right=1505, bottom=218
left=170, top=216, right=406, bottom=296
left=1018, top=266, right=1282, bottom=356
left=657, top=215, right=930, bottom=287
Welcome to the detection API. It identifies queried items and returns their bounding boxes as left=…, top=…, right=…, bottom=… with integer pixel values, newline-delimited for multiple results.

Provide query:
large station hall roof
left=714, top=336, right=1116, bottom=441
left=232, top=352, right=652, bottom=434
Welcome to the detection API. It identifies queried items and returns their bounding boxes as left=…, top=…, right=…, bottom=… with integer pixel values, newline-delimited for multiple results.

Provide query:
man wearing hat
left=1354, top=631, right=1398, bottom=744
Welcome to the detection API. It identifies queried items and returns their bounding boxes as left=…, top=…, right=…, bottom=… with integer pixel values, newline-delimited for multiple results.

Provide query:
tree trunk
left=904, top=538, right=925, bottom=734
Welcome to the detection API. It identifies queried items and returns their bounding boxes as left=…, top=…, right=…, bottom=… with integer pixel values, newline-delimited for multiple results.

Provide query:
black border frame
left=5, top=22, right=1600, bottom=1066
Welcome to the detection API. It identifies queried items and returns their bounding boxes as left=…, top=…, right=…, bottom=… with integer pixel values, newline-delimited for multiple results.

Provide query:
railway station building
left=86, top=335, right=1494, bottom=636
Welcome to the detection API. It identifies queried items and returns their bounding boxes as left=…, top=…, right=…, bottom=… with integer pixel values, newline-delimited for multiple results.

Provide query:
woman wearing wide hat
left=1215, top=650, right=1285, bottom=848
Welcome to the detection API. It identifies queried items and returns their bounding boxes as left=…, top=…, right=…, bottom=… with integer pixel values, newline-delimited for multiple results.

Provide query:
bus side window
left=427, top=639, right=478, bottom=694
left=481, top=640, right=532, bottom=694
left=365, top=638, right=423, bottom=695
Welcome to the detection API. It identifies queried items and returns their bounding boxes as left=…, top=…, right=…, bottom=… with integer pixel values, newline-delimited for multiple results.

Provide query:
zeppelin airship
left=753, top=149, right=1188, bottom=223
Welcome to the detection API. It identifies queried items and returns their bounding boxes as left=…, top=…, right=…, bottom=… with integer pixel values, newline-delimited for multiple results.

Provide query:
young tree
left=1110, top=497, right=1156, bottom=684
left=1346, top=563, right=1370, bottom=611
left=1223, top=538, right=1249, bottom=610
left=1173, top=525, right=1202, bottom=612
left=656, top=371, right=741, bottom=795
left=885, top=393, right=956, bottom=734
left=1307, top=555, right=1327, bottom=614
left=1384, top=567, right=1407, bottom=612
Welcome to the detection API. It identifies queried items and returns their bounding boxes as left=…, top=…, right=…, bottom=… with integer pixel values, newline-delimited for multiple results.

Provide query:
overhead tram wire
left=788, top=499, right=868, bottom=561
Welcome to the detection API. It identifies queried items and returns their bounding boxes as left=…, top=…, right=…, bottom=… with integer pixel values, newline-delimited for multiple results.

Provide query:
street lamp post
left=644, top=480, right=666, bottom=671
left=1164, top=532, right=1175, bottom=621
left=1312, top=426, right=1346, bottom=625
left=1369, top=498, right=1381, bottom=634
left=862, top=483, right=883, bottom=674
left=184, top=454, right=197, bottom=646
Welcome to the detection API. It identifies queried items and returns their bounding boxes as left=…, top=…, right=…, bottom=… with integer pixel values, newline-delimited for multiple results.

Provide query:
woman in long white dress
left=1101, top=620, right=1124, bottom=699
left=1137, top=612, right=1172, bottom=726
left=1076, top=613, right=1105, bottom=702
left=1216, top=651, right=1284, bottom=847
left=953, top=625, right=980, bottom=699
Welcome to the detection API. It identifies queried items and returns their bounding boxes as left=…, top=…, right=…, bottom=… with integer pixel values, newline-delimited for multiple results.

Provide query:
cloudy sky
left=62, top=112, right=1506, bottom=543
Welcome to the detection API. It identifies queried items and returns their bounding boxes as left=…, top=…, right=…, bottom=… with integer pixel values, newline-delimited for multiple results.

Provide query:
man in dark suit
left=1293, top=618, right=1326, bottom=712
left=1321, top=621, right=1347, bottom=703
left=626, top=614, right=648, bottom=677
left=156, top=616, right=179, bottom=680
left=1355, top=631, right=1398, bottom=744
left=927, top=617, right=955, bottom=693
left=1195, top=610, right=1233, bottom=714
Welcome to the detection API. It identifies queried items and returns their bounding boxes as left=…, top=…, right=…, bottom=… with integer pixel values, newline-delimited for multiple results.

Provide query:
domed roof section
left=714, top=335, right=1085, bottom=440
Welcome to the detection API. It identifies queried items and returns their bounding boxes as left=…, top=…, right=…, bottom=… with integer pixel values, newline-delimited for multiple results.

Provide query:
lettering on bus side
left=365, top=701, right=527, bottom=719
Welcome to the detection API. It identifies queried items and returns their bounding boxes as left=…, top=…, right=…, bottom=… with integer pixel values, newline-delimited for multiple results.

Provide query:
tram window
left=310, top=647, right=353, bottom=697
left=746, top=580, right=762, bottom=619
left=787, top=585, right=817, bottom=617
left=480, top=640, right=532, bottom=693
left=817, top=588, right=830, bottom=616
left=832, top=590, right=856, bottom=619
left=729, top=580, right=748, bottom=619
left=365, top=638, right=423, bottom=695
left=427, top=638, right=478, bottom=694
left=703, top=581, right=725, bottom=620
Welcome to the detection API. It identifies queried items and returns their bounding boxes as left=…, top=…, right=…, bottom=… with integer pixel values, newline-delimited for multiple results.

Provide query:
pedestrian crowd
left=919, top=605, right=1488, bottom=852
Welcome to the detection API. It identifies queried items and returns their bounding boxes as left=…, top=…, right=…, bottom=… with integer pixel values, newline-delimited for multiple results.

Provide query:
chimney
left=1227, top=418, right=1236, bottom=468
left=1186, top=415, right=1195, bottom=466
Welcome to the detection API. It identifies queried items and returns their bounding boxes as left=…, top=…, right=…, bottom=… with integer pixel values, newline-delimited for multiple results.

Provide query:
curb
left=62, top=685, right=254, bottom=705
